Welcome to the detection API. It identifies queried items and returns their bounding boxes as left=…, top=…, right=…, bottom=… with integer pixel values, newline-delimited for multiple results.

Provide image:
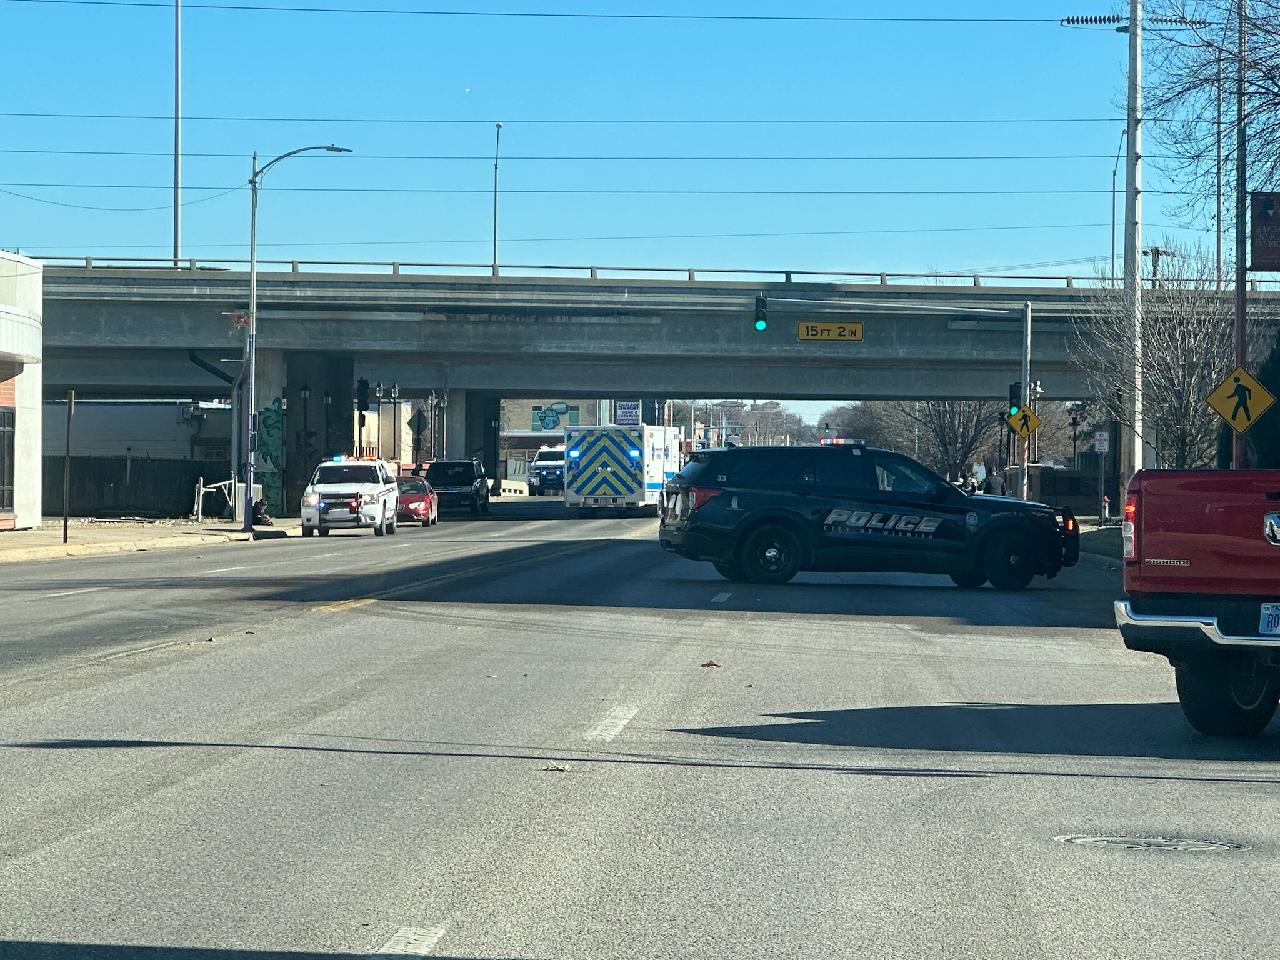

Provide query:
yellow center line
left=313, top=598, right=378, bottom=612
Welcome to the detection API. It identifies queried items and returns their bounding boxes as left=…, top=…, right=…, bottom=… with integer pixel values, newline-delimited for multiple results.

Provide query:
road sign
left=1094, top=431, right=1109, bottom=454
left=613, top=400, right=642, bottom=426
left=1251, top=192, right=1280, bottom=271
left=797, top=321, right=863, bottom=342
left=1007, top=407, right=1040, bottom=438
left=1207, top=366, right=1276, bottom=434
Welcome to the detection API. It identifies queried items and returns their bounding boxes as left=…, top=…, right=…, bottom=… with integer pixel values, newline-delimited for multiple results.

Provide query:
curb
left=0, top=529, right=271, bottom=565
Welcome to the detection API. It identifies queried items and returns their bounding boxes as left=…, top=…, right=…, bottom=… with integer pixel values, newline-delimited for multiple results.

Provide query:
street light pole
left=242, top=143, right=351, bottom=532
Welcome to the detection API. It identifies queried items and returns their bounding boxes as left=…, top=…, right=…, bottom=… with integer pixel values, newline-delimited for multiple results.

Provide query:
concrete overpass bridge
left=35, top=256, right=1280, bottom=509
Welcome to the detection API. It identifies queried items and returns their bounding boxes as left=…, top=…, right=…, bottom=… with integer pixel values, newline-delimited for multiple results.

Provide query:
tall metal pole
left=1122, top=0, right=1145, bottom=480
left=243, top=152, right=259, bottom=532
left=1233, top=0, right=1249, bottom=469
left=492, top=122, right=502, bottom=278
left=1020, top=301, right=1032, bottom=500
left=173, top=0, right=182, bottom=265
left=62, top=390, right=74, bottom=544
left=1216, top=52, right=1225, bottom=290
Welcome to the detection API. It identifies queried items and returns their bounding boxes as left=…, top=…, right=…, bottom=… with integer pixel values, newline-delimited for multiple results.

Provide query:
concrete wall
left=0, top=252, right=42, bottom=529
left=44, top=400, right=231, bottom=460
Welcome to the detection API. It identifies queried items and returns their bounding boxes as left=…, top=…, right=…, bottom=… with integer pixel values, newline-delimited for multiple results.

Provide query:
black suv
left=424, top=459, right=491, bottom=515
left=659, top=444, right=1078, bottom=590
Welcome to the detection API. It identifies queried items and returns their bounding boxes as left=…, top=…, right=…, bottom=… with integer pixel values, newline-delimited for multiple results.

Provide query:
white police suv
left=301, top=456, right=400, bottom=538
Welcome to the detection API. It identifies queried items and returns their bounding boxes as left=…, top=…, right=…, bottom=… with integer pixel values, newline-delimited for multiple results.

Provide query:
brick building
left=0, top=252, right=42, bottom=530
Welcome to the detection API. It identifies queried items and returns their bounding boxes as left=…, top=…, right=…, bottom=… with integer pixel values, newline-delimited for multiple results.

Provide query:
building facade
left=0, top=252, right=42, bottom=529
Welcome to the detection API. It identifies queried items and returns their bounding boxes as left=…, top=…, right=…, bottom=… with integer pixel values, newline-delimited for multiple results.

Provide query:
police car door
left=863, top=451, right=970, bottom=572
left=811, top=448, right=882, bottom=569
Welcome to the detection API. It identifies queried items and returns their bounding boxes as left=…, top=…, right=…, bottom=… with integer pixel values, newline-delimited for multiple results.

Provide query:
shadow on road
left=0, top=945, right=535, bottom=960
left=7, top=729, right=1280, bottom=782
left=676, top=701, right=1280, bottom=762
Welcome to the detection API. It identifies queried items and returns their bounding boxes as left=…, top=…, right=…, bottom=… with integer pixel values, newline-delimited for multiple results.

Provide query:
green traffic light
left=754, top=319, right=767, bottom=332
left=1009, top=405, right=1020, bottom=416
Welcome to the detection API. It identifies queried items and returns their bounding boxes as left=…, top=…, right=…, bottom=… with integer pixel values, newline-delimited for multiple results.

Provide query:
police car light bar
left=818, top=438, right=867, bottom=447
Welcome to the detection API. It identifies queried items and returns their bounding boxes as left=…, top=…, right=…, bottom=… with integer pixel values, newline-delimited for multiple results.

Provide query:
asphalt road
left=1, top=499, right=1277, bottom=960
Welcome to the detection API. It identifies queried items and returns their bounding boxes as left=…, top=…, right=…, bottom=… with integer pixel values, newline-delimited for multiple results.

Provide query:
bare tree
left=1073, top=244, right=1248, bottom=467
left=886, top=401, right=1004, bottom=480
left=1145, top=2, right=1280, bottom=223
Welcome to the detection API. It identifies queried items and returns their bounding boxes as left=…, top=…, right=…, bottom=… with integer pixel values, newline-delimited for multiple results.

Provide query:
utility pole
left=1122, top=0, right=1145, bottom=481
left=1233, top=0, right=1249, bottom=469
left=492, top=122, right=502, bottom=278
left=173, top=0, right=181, bottom=265
left=62, top=390, right=74, bottom=544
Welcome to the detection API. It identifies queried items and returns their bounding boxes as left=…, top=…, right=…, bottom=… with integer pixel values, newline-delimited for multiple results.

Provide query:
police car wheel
left=302, top=525, right=315, bottom=538
left=713, top=559, right=749, bottom=582
left=387, top=515, right=397, bottom=535
left=741, top=525, right=801, bottom=584
left=481, top=499, right=491, bottom=514
left=318, top=527, right=329, bottom=537
left=374, top=511, right=387, bottom=536
left=984, top=534, right=1035, bottom=591
left=949, top=569, right=986, bottom=589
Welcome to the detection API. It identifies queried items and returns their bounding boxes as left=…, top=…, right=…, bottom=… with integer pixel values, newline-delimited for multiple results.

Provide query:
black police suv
left=659, top=444, right=1079, bottom=590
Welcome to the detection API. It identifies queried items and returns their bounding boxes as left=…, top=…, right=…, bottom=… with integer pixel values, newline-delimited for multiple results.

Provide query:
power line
left=0, top=147, right=1159, bottom=162
left=0, top=184, right=242, bottom=211
left=14, top=222, right=1127, bottom=251
left=0, top=0, right=1063, bottom=23
left=0, top=181, right=1184, bottom=196
left=0, top=110, right=1137, bottom=125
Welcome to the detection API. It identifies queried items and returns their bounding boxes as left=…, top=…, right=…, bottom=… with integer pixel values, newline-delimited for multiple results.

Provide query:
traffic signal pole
left=1020, top=301, right=1032, bottom=500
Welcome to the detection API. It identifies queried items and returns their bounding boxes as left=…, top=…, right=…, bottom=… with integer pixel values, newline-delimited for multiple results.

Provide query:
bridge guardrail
left=30, top=255, right=1276, bottom=291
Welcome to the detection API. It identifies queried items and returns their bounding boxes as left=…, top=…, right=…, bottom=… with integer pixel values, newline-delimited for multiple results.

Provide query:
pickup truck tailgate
left=1129, top=470, right=1280, bottom=596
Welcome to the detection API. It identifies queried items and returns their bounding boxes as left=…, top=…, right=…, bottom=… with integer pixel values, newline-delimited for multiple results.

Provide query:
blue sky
left=2, top=0, right=1208, bottom=420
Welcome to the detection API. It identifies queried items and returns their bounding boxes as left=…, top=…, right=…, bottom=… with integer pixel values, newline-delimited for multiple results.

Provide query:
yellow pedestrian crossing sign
left=1007, top=407, right=1040, bottom=438
left=1207, top=366, right=1276, bottom=434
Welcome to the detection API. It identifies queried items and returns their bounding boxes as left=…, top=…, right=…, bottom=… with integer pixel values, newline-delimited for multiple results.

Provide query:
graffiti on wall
left=257, top=397, right=285, bottom=512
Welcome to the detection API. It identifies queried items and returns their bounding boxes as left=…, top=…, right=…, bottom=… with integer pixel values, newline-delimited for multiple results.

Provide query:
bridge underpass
left=37, top=263, right=1280, bottom=512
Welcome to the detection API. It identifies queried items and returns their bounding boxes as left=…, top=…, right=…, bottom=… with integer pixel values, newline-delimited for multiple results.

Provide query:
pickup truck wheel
left=1175, top=654, right=1280, bottom=737
left=318, top=527, right=329, bottom=537
left=470, top=496, right=481, bottom=516
left=387, top=515, right=397, bottom=536
left=740, top=525, right=802, bottom=584
left=949, top=569, right=986, bottom=589
left=984, top=533, right=1036, bottom=591
left=301, top=525, right=315, bottom=538
left=713, top=559, right=749, bottom=582
left=374, top=510, right=386, bottom=536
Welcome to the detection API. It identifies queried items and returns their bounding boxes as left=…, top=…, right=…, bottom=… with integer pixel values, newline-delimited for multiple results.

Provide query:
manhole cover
left=1055, top=834, right=1248, bottom=852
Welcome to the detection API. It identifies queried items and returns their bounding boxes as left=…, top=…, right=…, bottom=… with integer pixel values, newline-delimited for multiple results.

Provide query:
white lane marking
left=711, top=591, right=732, bottom=603
left=41, top=586, right=108, bottom=599
left=205, top=565, right=250, bottom=574
left=369, top=925, right=447, bottom=957
left=584, top=704, right=640, bottom=743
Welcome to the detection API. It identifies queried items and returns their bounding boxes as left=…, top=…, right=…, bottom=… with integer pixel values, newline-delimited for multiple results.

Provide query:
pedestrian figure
left=1231, top=376, right=1253, bottom=423
left=1019, top=410, right=1031, bottom=433
left=252, top=497, right=273, bottom=526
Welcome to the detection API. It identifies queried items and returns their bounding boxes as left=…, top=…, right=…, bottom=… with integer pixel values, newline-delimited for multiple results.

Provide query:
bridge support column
left=463, top=393, right=501, bottom=479
left=283, top=353, right=353, bottom=513
left=444, top=389, right=467, bottom=459
left=251, top=349, right=286, bottom=515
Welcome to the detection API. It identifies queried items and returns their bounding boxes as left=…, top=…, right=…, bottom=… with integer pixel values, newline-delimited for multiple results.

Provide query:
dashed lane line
left=584, top=704, right=641, bottom=743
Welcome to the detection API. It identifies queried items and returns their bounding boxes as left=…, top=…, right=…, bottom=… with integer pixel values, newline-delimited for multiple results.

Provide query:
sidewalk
left=0, top=517, right=300, bottom=565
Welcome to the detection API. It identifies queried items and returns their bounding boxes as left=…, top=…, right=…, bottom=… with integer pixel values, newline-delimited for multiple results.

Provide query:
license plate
left=328, top=509, right=351, bottom=518
left=1260, top=604, right=1280, bottom=635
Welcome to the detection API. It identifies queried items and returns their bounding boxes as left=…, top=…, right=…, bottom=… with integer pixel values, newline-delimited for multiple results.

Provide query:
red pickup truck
left=1115, top=469, right=1280, bottom=737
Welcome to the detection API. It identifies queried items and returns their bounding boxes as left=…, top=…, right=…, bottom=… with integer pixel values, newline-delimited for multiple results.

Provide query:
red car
left=396, top=477, right=439, bottom=526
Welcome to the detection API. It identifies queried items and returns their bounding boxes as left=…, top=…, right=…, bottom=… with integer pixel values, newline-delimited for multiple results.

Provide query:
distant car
left=396, top=477, right=439, bottom=526
left=527, top=445, right=566, bottom=496
left=424, top=459, right=491, bottom=515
